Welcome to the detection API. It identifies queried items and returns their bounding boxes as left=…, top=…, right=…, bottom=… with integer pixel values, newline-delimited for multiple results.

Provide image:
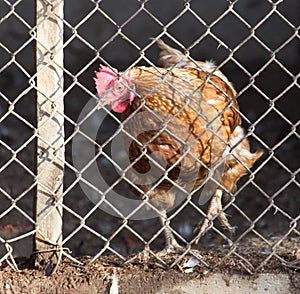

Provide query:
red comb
left=99, top=65, right=117, bottom=76
left=94, top=65, right=118, bottom=96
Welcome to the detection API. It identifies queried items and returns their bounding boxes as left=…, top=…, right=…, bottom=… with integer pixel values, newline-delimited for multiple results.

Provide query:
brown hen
left=94, top=40, right=263, bottom=251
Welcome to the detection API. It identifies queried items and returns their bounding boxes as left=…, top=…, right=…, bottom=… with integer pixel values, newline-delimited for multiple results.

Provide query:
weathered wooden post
left=34, top=0, right=64, bottom=274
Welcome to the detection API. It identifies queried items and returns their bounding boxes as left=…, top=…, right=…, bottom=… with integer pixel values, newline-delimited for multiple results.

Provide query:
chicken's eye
left=115, top=84, right=124, bottom=91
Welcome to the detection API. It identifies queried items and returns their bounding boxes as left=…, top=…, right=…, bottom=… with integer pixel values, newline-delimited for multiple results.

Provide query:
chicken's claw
left=194, top=189, right=236, bottom=244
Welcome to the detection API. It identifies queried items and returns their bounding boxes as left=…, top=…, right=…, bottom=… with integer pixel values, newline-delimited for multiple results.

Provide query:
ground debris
left=1, top=242, right=299, bottom=294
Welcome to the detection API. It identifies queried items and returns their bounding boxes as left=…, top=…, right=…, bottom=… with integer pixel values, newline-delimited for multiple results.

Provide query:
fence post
left=34, top=0, right=64, bottom=274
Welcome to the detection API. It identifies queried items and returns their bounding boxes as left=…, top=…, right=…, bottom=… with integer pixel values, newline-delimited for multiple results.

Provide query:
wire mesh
left=0, top=0, right=299, bottom=273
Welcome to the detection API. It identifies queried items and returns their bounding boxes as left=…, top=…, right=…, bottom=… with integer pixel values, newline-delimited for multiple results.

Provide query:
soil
left=1, top=236, right=300, bottom=293
left=0, top=253, right=299, bottom=294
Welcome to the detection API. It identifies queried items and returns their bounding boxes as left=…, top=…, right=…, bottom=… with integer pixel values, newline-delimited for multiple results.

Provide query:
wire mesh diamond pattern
left=0, top=0, right=299, bottom=274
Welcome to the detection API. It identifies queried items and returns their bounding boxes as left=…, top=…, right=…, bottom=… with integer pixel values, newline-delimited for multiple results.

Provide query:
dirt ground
left=0, top=255, right=300, bottom=294
left=1, top=236, right=300, bottom=293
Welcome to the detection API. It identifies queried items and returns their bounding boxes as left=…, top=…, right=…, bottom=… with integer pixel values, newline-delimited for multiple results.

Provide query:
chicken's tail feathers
left=252, top=149, right=264, bottom=165
left=152, top=38, right=194, bottom=68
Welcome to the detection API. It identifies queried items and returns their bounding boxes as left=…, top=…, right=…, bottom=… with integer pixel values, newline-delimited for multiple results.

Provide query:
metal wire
left=0, top=0, right=299, bottom=273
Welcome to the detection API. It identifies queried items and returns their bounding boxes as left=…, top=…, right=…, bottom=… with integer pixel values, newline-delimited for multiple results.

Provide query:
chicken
left=94, top=39, right=263, bottom=252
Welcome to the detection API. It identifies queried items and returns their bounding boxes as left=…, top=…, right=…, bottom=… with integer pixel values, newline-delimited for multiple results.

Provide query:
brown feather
left=121, top=65, right=259, bottom=210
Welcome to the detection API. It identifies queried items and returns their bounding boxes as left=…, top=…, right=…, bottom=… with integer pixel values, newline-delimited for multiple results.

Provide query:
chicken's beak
left=97, top=96, right=111, bottom=110
left=96, top=99, right=105, bottom=110
left=96, top=89, right=115, bottom=110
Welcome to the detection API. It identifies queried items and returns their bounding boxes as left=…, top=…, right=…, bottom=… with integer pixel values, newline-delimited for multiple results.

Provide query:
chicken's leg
left=159, top=210, right=182, bottom=252
left=194, top=189, right=235, bottom=244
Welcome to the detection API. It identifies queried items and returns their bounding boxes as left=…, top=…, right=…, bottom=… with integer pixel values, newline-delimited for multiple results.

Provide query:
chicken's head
left=94, top=65, right=135, bottom=113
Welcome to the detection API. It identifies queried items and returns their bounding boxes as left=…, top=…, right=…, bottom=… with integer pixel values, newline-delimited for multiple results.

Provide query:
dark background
left=0, top=0, right=299, bottom=259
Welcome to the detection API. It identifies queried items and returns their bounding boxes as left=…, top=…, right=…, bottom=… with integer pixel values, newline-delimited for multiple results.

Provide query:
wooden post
left=34, top=0, right=64, bottom=274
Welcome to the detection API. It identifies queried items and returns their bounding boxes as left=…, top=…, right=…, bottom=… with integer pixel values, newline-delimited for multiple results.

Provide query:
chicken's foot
left=124, top=244, right=151, bottom=265
left=194, top=189, right=235, bottom=244
left=159, top=210, right=183, bottom=254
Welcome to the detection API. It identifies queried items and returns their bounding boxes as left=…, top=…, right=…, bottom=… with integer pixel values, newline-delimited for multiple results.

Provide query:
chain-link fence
left=0, top=0, right=299, bottom=276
